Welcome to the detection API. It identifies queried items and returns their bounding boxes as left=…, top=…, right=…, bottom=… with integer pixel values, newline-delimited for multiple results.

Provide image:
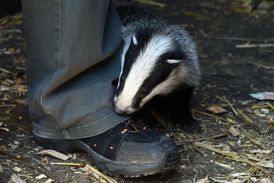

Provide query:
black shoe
left=33, top=119, right=180, bottom=177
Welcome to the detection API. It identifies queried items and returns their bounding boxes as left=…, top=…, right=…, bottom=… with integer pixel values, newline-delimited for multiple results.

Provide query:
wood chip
left=8, top=174, right=25, bottom=183
left=256, top=160, right=274, bottom=168
left=0, top=127, right=10, bottom=132
left=35, top=174, right=47, bottom=180
left=13, top=167, right=22, bottom=172
left=250, top=149, right=271, bottom=154
left=44, top=179, right=54, bottom=183
left=230, top=172, right=250, bottom=178
left=0, top=85, right=10, bottom=91
left=214, top=161, right=234, bottom=169
left=195, top=176, right=209, bottom=183
left=206, top=105, right=227, bottom=114
left=228, top=126, right=241, bottom=137
left=37, top=149, right=70, bottom=161
left=15, top=99, right=28, bottom=106
left=83, top=164, right=118, bottom=183
left=236, top=43, right=274, bottom=48
left=260, top=178, right=273, bottom=183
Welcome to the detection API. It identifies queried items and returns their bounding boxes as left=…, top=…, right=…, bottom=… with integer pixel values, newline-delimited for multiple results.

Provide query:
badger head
left=113, top=30, right=193, bottom=115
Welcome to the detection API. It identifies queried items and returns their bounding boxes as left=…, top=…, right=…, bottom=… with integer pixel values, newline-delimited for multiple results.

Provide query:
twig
left=0, top=148, right=62, bottom=182
left=0, top=67, right=11, bottom=73
left=209, top=177, right=231, bottom=183
left=84, top=164, right=118, bottom=183
left=237, top=110, right=253, bottom=124
left=236, top=43, right=274, bottom=48
left=246, top=61, right=274, bottom=70
left=216, top=96, right=238, bottom=116
left=252, top=102, right=274, bottom=111
left=200, top=30, right=274, bottom=42
left=194, top=142, right=267, bottom=172
left=132, top=0, right=166, bottom=8
left=175, top=133, right=228, bottom=146
left=193, top=110, right=235, bottom=124
left=240, top=127, right=265, bottom=149
left=266, top=102, right=274, bottom=111
left=50, top=162, right=85, bottom=167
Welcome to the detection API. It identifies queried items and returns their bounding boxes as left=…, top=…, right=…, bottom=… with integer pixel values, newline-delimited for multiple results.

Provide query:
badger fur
left=113, top=6, right=201, bottom=128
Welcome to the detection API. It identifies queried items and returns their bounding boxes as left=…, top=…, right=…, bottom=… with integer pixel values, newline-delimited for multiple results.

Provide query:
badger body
left=114, top=6, right=201, bottom=128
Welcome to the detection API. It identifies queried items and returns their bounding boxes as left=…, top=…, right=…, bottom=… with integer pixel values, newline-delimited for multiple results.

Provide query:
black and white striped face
left=113, top=31, right=186, bottom=115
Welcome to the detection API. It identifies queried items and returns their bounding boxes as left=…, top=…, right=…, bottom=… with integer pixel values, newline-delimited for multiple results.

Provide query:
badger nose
left=114, top=105, right=124, bottom=114
left=114, top=106, right=129, bottom=115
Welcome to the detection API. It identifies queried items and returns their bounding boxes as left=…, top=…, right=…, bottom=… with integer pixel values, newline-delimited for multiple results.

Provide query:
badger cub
left=113, top=6, right=201, bottom=129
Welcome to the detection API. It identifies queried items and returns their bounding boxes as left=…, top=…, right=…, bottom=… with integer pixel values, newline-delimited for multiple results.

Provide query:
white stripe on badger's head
left=114, top=33, right=182, bottom=115
left=116, top=35, right=132, bottom=93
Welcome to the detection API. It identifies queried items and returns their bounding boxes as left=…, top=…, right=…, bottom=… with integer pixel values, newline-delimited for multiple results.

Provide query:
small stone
left=13, top=166, right=22, bottom=172
left=8, top=174, right=25, bottom=183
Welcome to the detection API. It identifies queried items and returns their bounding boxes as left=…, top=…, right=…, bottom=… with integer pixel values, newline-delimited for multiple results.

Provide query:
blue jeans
left=22, top=0, right=126, bottom=139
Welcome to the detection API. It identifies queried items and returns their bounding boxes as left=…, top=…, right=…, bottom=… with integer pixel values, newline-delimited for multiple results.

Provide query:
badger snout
left=113, top=97, right=136, bottom=115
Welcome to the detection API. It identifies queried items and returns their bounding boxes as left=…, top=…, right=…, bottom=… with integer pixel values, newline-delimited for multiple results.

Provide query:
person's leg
left=22, top=0, right=125, bottom=139
left=22, top=0, right=180, bottom=177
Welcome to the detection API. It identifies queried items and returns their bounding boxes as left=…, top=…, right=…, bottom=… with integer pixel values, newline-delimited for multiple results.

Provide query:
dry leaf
left=228, top=126, right=241, bottom=137
left=8, top=174, right=25, bottom=183
left=37, top=149, right=70, bottom=161
left=206, top=105, right=227, bottom=114
left=195, top=176, right=209, bottom=183
left=267, top=117, right=274, bottom=127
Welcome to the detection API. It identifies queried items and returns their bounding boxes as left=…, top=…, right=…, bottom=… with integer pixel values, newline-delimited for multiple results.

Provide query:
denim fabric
left=22, top=0, right=126, bottom=139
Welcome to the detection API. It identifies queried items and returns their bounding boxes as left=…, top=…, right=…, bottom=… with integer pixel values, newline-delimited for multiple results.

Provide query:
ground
left=0, top=0, right=273, bottom=183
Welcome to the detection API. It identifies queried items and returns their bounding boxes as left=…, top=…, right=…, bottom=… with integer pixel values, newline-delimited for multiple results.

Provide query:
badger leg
left=167, top=85, right=200, bottom=132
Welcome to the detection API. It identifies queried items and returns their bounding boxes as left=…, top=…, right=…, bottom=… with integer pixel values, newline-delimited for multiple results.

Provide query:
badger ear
left=166, top=59, right=182, bottom=64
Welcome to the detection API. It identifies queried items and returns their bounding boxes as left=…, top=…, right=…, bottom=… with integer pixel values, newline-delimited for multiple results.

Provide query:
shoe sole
left=34, top=135, right=180, bottom=177
left=72, top=136, right=180, bottom=177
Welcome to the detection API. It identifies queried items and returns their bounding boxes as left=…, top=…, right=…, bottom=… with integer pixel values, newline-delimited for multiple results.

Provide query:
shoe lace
left=121, top=118, right=148, bottom=134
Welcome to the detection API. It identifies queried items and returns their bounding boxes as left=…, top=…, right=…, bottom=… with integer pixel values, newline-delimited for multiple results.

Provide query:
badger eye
left=139, top=88, right=147, bottom=96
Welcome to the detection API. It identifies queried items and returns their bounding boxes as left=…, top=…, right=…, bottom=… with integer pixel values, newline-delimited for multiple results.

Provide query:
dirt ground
left=0, top=0, right=273, bottom=183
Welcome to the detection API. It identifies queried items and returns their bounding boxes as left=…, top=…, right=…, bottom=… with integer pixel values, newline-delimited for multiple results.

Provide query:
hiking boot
left=33, top=119, right=180, bottom=177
